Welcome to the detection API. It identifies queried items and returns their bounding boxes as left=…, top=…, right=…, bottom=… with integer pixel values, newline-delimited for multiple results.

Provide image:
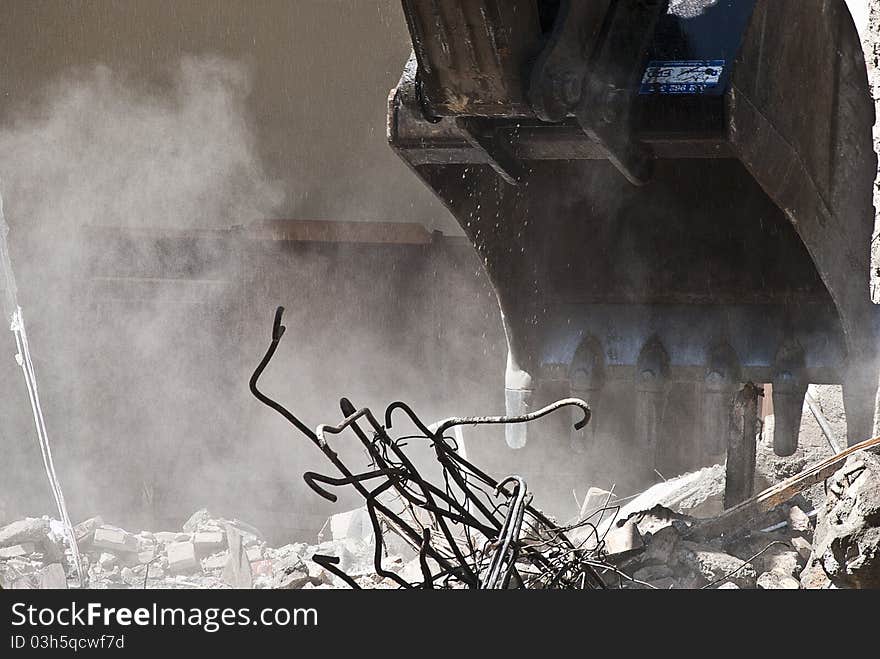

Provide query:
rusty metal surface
left=401, top=0, right=544, bottom=117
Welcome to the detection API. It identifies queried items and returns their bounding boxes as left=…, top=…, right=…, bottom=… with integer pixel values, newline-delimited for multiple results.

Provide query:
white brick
left=166, top=542, right=199, bottom=574
left=92, top=527, right=138, bottom=554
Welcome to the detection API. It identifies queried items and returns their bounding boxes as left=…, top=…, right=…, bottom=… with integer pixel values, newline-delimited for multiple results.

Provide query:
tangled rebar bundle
left=250, top=307, right=618, bottom=589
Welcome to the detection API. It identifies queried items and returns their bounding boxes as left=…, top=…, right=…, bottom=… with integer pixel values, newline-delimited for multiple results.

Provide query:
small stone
left=717, top=581, right=739, bottom=589
left=92, top=527, right=138, bottom=554
left=120, top=567, right=135, bottom=584
left=787, top=506, right=811, bottom=534
left=166, top=542, right=199, bottom=574
left=0, top=543, right=36, bottom=559
left=757, top=571, right=800, bottom=589
left=791, top=537, right=812, bottom=562
left=762, top=548, right=801, bottom=578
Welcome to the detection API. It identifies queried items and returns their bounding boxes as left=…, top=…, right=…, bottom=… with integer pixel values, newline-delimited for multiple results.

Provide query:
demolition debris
left=4, top=311, right=880, bottom=590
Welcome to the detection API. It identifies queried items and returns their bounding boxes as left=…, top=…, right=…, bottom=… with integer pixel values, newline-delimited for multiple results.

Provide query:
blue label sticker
left=639, top=60, right=725, bottom=95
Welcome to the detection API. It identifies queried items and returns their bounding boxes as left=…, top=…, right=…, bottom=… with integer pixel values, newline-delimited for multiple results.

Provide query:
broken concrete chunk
left=632, top=505, right=693, bottom=537
left=813, top=453, right=880, bottom=589
left=222, top=525, right=253, bottom=589
left=73, top=516, right=103, bottom=546
left=717, top=581, right=739, bottom=589
left=799, top=561, right=831, bottom=589
left=92, top=527, right=138, bottom=554
left=246, top=546, right=263, bottom=563
left=193, top=531, right=225, bottom=555
left=604, top=465, right=725, bottom=530
left=98, top=553, right=117, bottom=570
left=0, top=543, right=35, bottom=559
left=579, top=487, right=615, bottom=519
left=202, top=552, right=229, bottom=571
left=791, top=537, right=812, bottom=562
left=762, top=548, right=802, bottom=579
left=643, top=525, right=681, bottom=566
left=273, top=554, right=312, bottom=589
left=0, top=518, right=50, bottom=547
left=182, top=509, right=211, bottom=533
left=757, top=571, right=800, bottom=589
left=604, top=519, right=643, bottom=556
left=154, top=532, right=189, bottom=544
left=328, top=508, right=373, bottom=542
left=676, top=541, right=757, bottom=588
left=786, top=505, right=812, bottom=534
left=166, top=542, right=199, bottom=574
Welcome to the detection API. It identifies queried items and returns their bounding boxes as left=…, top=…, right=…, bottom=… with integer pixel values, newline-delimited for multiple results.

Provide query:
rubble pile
left=0, top=507, right=408, bottom=590
left=5, top=314, right=880, bottom=589
left=3, top=441, right=880, bottom=589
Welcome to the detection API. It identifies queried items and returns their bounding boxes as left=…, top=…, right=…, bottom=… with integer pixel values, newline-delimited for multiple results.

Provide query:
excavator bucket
left=388, top=0, right=878, bottom=497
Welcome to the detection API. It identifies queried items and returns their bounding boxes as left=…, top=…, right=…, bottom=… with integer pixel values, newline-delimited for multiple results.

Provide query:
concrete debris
left=600, top=464, right=726, bottom=540
left=811, top=453, right=880, bottom=589
left=791, top=536, right=812, bottom=562
left=5, top=400, right=880, bottom=591
left=92, top=526, right=138, bottom=554
left=166, top=542, right=199, bottom=574
left=193, top=531, right=225, bottom=555
left=182, top=509, right=211, bottom=534
left=0, top=543, right=35, bottom=559
left=0, top=517, right=50, bottom=547
left=327, top=508, right=372, bottom=543
left=222, top=524, right=253, bottom=589
left=98, top=552, right=117, bottom=570
left=579, top=486, right=616, bottom=520
left=604, top=518, right=643, bottom=556
left=757, top=571, right=800, bottom=589
left=786, top=505, right=812, bottom=534
left=73, top=516, right=103, bottom=546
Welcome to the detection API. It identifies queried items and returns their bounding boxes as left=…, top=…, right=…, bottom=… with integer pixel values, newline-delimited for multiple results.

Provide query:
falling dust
left=0, top=54, right=508, bottom=542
